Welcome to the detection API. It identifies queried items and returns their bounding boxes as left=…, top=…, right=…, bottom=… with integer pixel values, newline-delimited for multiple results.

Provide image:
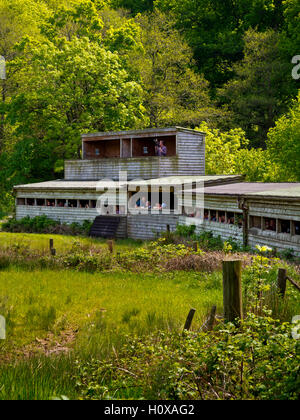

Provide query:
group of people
left=135, top=196, right=168, bottom=211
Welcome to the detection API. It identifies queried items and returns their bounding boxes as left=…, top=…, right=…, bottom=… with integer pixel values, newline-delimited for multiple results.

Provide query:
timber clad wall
left=196, top=221, right=243, bottom=244
left=179, top=194, right=300, bottom=255
left=65, top=130, right=205, bottom=181
left=127, top=215, right=179, bottom=241
left=15, top=205, right=127, bottom=239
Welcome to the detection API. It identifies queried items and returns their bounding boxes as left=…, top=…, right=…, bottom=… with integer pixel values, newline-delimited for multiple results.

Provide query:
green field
left=0, top=232, right=299, bottom=400
left=0, top=232, right=142, bottom=254
left=0, top=232, right=224, bottom=399
left=0, top=268, right=222, bottom=354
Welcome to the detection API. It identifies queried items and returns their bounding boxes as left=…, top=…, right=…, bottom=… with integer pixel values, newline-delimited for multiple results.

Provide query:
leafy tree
left=154, top=0, right=285, bottom=90
left=111, top=0, right=154, bottom=14
left=0, top=0, right=48, bottom=150
left=199, top=122, right=277, bottom=181
left=40, top=0, right=104, bottom=42
left=281, top=0, right=300, bottom=57
left=6, top=37, right=147, bottom=185
left=131, top=11, right=215, bottom=128
left=267, top=91, right=300, bottom=181
left=219, top=29, right=292, bottom=148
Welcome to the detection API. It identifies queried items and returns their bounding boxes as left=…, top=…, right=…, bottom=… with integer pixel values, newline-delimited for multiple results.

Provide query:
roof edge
left=82, top=127, right=206, bottom=139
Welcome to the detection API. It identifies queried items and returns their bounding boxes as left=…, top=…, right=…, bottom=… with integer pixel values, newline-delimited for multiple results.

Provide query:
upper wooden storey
left=65, top=127, right=205, bottom=181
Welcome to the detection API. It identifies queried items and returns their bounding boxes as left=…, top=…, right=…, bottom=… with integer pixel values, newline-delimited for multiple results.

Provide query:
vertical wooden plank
left=243, top=209, right=249, bottom=247
left=183, top=308, right=196, bottom=331
left=223, top=260, right=243, bottom=323
left=277, top=268, right=287, bottom=298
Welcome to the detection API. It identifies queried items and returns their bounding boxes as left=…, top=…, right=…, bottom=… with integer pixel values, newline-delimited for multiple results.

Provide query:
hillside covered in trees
left=0, top=0, right=299, bottom=215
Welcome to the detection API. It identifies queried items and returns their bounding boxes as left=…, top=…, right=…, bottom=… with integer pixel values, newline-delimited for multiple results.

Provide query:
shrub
left=2, top=216, right=92, bottom=236
left=74, top=314, right=300, bottom=400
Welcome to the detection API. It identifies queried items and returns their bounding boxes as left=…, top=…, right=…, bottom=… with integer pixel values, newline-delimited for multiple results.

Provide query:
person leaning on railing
left=156, top=140, right=167, bottom=157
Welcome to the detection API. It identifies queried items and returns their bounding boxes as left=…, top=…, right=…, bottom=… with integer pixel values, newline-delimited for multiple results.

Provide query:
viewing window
left=46, top=199, right=56, bottom=207
left=90, top=200, right=97, bottom=209
left=210, top=210, right=217, bottom=222
left=132, top=136, right=176, bottom=158
left=204, top=210, right=210, bottom=221
left=83, top=135, right=177, bottom=159
left=294, top=221, right=300, bottom=236
left=218, top=211, right=226, bottom=224
left=227, top=212, right=235, bottom=225
left=37, top=199, right=46, bottom=206
left=84, top=139, right=121, bottom=159
left=264, top=217, right=276, bottom=232
left=57, top=200, right=66, bottom=208
left=17, top=198, right=26, bottom=206
left=250, top=216, right=262, bottom=229
left=27, top=198, right=35, bottom=206
left=79, top=200, right=90, bottom=209
left=279, top=219, right=291, bottom=234
left=68, top=200, right=78, bottom=208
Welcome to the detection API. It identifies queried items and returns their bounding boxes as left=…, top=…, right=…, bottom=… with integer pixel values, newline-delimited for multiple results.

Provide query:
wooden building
left=65, top=127, right=206, bottom=181
left=13, top=127, right=300, bottom=255
left=182, top=183, right=300, bottom=255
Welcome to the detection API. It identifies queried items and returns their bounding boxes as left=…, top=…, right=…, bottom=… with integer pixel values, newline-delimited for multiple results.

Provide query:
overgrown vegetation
left=74, top=317, right=300, bottom=400
left=0, top=232, right=299, bottom=400
left=2, top=216, right=92, bottom=236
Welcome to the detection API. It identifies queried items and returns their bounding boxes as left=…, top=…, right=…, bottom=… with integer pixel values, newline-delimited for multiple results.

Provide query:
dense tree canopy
left=219, top=29, right=292, bottom=147
left=0, top=0, right=299, bottom=215
left=267, top=92, right=300, bottom=181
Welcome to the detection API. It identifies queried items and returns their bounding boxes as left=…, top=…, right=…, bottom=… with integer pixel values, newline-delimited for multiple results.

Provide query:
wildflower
left=256, top=245, right=272, bottom=253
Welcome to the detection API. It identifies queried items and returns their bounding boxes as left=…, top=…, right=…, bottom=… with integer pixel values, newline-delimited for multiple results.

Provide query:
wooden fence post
left=183, top=308, right=196, bottom=332
left=277, top=268, right=287, bottom=298
left=107, top=240, right=114, bottom=254
left=49, top=239, right=56, bottom=256
left=223, top=260, right=243, bottom=323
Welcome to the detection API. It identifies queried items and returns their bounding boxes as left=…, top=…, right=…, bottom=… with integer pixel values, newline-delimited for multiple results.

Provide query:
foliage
left=0, top=233, right=299, bottom=400
left=111, top=0, right=154, bottom=14
left=267, top=92, right=300, bottom=181
left=154, top=0, right=285, bottom=90
left=2, top=216, right=92, bottom=236
left=219, top=29, right=293, bottom=148
left=5, top=36, right=146, bottom=184
left=131, top=11, right=215, bottom=127
left=74, top=314, right=300, bottom=400
left=197, top=122, right=281, bottom=181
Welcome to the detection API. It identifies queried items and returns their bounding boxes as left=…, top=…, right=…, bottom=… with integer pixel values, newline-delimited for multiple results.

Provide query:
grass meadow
left=0, top=232, right=223, bottom=399
left=0, top=232, right=298, bottom=400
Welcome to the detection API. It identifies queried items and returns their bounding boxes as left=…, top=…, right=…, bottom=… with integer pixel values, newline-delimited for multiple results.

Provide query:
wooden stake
left=206, top=305, right=217, bottom=331
left=223, top=260, right=243, bottom=323
left=183, top=308, right=196, bottom=332
left=49, top=239, right=56, bottom=256
left=277, top=268, right=287, bottom=298
left=107, top=240, right=114, bottom=254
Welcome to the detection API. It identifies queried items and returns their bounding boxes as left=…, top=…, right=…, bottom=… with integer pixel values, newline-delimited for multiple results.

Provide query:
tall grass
left=0, top=268, right=223, bottom=400
left=0, top=232, right=142, bottom=254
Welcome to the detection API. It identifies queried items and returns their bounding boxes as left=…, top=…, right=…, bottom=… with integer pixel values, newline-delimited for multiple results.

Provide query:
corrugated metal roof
left=201, top=183, right=300, bottom=199
left=127, top=175, right=243, bottom=187
left=14, top=175, right=243, bottom=191
left=82, top=127, right=205, bottom=138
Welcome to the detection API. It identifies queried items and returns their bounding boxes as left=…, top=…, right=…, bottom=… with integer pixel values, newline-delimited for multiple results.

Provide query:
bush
left=2, top=216, right=92, bottom=236
left=74, top=314, right=300, bottom=400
